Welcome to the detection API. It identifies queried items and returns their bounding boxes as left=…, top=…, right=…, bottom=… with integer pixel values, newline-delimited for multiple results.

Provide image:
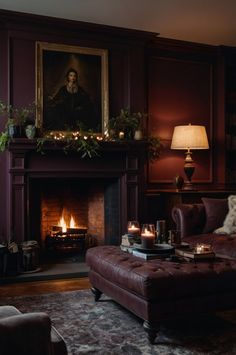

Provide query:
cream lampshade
left=171, top=123, right=209, bottom=190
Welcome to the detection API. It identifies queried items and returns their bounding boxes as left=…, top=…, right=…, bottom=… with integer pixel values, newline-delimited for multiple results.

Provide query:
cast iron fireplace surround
left=6, top=139, right=147, bottom=246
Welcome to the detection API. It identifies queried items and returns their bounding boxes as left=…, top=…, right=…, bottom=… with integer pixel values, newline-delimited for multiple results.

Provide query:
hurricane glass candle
left=127, top=221, right=140, bottom=236
left=141, top=224, right=155, bottom=249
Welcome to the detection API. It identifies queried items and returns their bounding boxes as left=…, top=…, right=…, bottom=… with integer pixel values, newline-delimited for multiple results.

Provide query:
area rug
left=1, top=290, right=236, bottom=355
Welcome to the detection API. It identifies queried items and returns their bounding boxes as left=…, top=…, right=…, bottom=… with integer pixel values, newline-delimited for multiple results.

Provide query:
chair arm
left=171, top=203, right=206, bottom=238
left=0, top=312, right=52, bottom=355
left=0, top=305, right=21, bottom=319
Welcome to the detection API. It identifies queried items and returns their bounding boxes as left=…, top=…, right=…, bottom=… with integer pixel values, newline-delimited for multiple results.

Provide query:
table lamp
left=171, top=123, right=209, bottom=190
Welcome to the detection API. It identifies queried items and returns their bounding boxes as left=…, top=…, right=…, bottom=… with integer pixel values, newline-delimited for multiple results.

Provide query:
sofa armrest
left=0, top=312, right=52, bottom=355
left=171, top=203, right=206, bottom=238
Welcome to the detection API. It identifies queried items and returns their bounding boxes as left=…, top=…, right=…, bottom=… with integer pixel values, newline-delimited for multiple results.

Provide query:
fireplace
left=29, top=177, right=119, bottom=248
left=7, top=140, right=147, bottom=246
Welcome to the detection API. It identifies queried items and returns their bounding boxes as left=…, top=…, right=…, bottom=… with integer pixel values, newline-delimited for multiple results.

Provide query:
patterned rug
left=1, top=289, right=236, bottom=355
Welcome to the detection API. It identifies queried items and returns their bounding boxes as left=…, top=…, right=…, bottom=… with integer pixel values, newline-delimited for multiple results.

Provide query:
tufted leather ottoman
left=86, top=245, right=236, bottom=343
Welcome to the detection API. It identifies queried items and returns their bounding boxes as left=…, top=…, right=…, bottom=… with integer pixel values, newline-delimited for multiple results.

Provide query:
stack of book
left=175, top=248, right=215, bottom=260
left=132, top=249, right=164, bottom=260
left=132, top=243, right=174, bottom=260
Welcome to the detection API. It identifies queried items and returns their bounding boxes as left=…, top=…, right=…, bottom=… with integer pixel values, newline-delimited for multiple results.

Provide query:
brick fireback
left=40, top=181, right=105, bottom=246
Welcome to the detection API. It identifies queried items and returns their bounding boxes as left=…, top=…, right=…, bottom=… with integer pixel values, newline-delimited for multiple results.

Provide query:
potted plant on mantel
left=0, top=100, right=36, bottom=151
left=107, top=107, right=162, bottom=160
left=107, top=108, right=146, bottom=140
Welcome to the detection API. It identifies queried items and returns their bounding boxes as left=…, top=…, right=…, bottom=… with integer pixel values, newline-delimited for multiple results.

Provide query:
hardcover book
left=132, top=249, right=169, bottom=260
left=175, top=248, right=215, bottom=260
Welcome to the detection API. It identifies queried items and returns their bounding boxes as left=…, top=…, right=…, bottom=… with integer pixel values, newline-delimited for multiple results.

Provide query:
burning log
left=51, top=225, right=87, bottom=237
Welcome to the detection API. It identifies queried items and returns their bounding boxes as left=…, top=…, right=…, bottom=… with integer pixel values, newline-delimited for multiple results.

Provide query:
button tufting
left=87, top=246, right=236, bottom=309
left=131, top=262, right=143, bottom=268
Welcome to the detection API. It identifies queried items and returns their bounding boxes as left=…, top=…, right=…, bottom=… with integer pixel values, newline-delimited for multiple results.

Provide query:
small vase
left=174, top=175, right=184, bottom=190
left=8, top=124, right=22, bottom=138
left=25, top=125, right=36, bottom=139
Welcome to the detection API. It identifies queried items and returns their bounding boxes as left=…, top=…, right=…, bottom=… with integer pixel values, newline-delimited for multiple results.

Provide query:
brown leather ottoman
left=86, top=245, right=236, bottom=343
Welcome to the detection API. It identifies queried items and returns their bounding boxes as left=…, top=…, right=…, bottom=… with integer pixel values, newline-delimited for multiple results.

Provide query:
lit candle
left=141, top=228, right=155, bottom=237
left=195, top=244, right=204, bottom=253
left=141, top=226, right=155, bottom=249
left=128, top=224, right=140, bottom=236
left=119, top=131, right=125, bottom=139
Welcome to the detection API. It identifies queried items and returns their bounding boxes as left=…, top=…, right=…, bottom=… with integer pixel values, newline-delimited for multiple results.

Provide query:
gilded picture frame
left=36, top=42, right=109, bottom=135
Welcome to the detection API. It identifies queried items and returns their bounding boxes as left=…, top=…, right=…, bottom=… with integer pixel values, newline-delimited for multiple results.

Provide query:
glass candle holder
left=141, top=224, right=155, bottom=249
left=168, top=229, right=181, bottom=245
left=156, top=220, right=166, bottom=244
left=127, top=221, right=140, bottom=236
left=195, top=243, right=212, bottom=254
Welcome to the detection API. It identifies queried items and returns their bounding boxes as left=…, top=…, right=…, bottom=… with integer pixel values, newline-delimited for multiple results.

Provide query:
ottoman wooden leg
left=91, top=287, right=103, bottom=301
left=143, top=320, right=159, bottom=344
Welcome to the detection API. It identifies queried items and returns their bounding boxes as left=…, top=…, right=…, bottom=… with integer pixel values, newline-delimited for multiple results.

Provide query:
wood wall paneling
left=0, top=10, right=232, bottom=241
left=10, top=37, right=35, bottom=106
left=148, top=55, right=213, bottom=185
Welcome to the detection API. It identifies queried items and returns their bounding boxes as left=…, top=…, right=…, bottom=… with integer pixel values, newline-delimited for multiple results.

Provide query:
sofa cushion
left=214, top=195, right=236, bottom=235
left=202, top=197, right=228, bottom=233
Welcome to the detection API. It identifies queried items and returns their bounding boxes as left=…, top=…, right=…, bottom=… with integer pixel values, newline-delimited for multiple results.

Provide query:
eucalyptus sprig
left=0, top=131, right=9, bottom=152
left=36, top=133, right=101, bottom=158
left=147, top=136, right=162, bottom=162
left=62, top=135, right=100, bottom=158
left=36, top=137, right=48, bottom=155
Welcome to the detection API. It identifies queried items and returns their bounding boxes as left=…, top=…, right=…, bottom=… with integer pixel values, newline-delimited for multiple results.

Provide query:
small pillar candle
left=127, top=221, right=140, bottom=236
left=141, top=224, right=155, bottom=249
left=128, top=225, right=140, bottom=236
left=119, top=131, right=125, bottom=139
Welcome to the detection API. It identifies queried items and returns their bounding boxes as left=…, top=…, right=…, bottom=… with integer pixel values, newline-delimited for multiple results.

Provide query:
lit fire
left=58, top=215, right=78, bottom=233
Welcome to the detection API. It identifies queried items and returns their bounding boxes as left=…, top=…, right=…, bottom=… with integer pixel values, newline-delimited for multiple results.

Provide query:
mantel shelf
left=8, top=138, right=148, bottom=154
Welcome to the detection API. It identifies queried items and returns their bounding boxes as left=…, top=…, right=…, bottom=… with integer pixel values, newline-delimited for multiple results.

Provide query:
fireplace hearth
left=6, top=140, right=147, bottom=246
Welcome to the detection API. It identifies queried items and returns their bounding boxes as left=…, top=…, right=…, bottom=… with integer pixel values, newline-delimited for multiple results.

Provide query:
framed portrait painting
left=36, top=42, right=109, bottom=135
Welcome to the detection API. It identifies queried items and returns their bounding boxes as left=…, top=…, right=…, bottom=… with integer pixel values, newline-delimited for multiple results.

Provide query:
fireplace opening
left=28, top=177, right=121, bottom=254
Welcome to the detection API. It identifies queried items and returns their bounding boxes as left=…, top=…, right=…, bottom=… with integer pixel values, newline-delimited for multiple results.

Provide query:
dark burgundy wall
left=0, top=10, right=227, bottom=240
left=147, top=41, right=220, bottom=188
left=0, top=10, right=153, bottom=239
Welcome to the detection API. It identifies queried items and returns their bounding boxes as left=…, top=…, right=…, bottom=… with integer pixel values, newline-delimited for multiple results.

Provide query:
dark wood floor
left=0, top=277, right=91, bottom=297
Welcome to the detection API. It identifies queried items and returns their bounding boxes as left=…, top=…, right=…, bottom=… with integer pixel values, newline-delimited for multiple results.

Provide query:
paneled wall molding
left=0, top=8, right=233, bottom=238
left=0, top=9, right=158, bottom=44
left=147, top=44, right=218, bottom=187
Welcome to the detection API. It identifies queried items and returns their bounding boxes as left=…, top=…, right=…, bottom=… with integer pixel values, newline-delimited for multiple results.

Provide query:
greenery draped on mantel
left=0, top=103, right=162, bottom=160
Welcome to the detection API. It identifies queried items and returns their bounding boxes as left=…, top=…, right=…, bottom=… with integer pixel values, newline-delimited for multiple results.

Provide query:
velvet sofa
left=171, top=197, right=236, bottom=260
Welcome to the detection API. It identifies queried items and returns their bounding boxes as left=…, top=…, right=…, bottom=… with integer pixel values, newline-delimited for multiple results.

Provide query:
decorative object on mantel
left=107, top=108, right=162, bottom=160
left=0, top=101, right=162, bottom=160
left=36, top=131, right=102, bottom=158
left=25, top=124, right=36, bottom=139
left=0, top=100, right=36, bottom=150
left=107, top=108, right=146, bottom=140
left=171, top=123, right=209, bottom=190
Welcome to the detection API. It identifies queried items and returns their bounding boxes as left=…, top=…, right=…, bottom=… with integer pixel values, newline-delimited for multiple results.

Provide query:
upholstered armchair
left=0, top=305, right=67, bottom=355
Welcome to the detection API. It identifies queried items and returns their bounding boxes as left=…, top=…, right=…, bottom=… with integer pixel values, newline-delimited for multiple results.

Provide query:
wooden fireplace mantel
left=7, top=139, right=148, bottom=244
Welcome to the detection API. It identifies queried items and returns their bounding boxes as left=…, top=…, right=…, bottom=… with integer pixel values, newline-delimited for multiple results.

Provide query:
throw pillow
left=214, top=195, right=236, bottom=234
left=202, top=197, right=228, bottom=233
